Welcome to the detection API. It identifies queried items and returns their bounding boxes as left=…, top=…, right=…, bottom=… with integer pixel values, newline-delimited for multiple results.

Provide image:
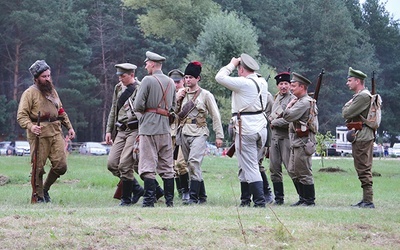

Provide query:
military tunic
left=269, top=92, right=294, bottom=182
left=17, top=85, right=74, bottom=197
left=215, top=64, right=268, bottom=183
left=283, top=94, right=318, bottom=185
left=106, top=81, right=140, bottom=181
left=342, top=88, right=375, bottom=203
left=177, top=88, right=224, bottom=181
left=134, top=69, right=176, bottom=179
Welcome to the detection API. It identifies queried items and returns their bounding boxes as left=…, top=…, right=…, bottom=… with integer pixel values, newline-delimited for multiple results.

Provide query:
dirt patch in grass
left=0, top=174, right=10, bottom=185
left=318, top=167, right=347, bottom=173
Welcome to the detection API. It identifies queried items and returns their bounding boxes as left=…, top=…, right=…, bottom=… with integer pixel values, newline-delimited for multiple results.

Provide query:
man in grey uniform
left=268, top=72, right=295, bottom=205
left=283, top=72, right=318, bottom=206
left=134, top=51, right=176, bottom=207
left=215, top=54, right=269, bottom=207
left=105, top=63, right=144, bottom=206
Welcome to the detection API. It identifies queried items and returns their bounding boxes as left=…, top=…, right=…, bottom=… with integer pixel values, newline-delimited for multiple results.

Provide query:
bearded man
left=17, top=60, right=75, bottom=203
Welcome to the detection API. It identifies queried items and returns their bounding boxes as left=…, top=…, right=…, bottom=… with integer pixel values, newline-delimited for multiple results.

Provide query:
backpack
left=360, top=93, right=382, bottom=130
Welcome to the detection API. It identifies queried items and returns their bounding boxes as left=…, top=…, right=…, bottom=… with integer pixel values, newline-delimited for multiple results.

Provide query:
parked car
left=79, top=142, right=108, bottom=155
left=0, top=141, right=11, bottom=155
left=101, top=142, right=112, bottom=155
left=391, top=143, right=400, bottom=157
left=9, top=141, right=31, bottom=156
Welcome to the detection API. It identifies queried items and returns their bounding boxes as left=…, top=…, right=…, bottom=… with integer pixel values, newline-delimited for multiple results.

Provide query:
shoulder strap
left=242, top=78, right=263, bottom=112
left=153, top=76, right=171, bottom=110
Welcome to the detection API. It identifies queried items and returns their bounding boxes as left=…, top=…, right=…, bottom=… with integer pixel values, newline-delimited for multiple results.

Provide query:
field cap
left=168, top=69, right=184, bottom=81
left=275, top=72, right=291, bottom=85
left=144, top=51, right=166, bottom=63
left=291, top=72, right=312, bottom=85
left=240, top=53, right=259, bottom=71
left=348, top=67, right=367, bottom=80
left=29, top=60, right=50, bottom=78
left=115, top=63, right=137, bottom=75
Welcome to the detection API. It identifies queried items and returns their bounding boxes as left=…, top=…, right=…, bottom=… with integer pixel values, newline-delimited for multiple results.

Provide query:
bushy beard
left=36, top=79, right=54, bottom=95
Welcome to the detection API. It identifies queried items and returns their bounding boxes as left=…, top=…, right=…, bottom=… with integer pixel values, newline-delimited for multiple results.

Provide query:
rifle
left=371, top=71, right=376, bottom=95
left=313, top=68, right=324, bottom=102
left=113, top=180, right=122, bottom=200
left=31, top=111, right=40, bottom=204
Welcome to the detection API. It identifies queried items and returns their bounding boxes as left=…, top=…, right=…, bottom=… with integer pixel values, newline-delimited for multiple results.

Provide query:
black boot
left=183, top=180, right=200, bottom=205
left=142, top=178, right=156, bottom=207
left=249, top=181, right=266, bottom=208
left=240, top=182, right=251, bottom=207
left=163, top=178, right=175, bottom=207
left=175, top=177, right=182, bottom=198
left=131, top=178, right=144, bottom=205
left=154, top=180, right=164, bottom=202
left=180, top=173, right=190, bottom=202
left=260, top=171, right=274, bottom=204
left=273, top=182, right=284, bottom=205
left=198, top=180, right=207, bottom=204
left=120, top=180, right=134, bottom=206
left=43, top=189, right=51, bottom=203
left=302, top=184, right=315, bottom=206
left=291, top=181, right=305, bottom=206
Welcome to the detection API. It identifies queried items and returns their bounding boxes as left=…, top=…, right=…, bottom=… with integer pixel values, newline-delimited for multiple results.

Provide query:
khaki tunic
left=106, top=81, right=140, bottom=181
left=342, top=88, right=375, bottom=202
left=269, top=92, right=294, bottom=182
left=283, top=94, right=318, bottom=185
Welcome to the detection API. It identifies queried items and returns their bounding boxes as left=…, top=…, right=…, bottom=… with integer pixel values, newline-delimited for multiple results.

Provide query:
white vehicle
left=79, top=142, right=107, bottom=156
left=391, top=143, right=400, bottom=157
left=9, top=141, right=31, bottom=156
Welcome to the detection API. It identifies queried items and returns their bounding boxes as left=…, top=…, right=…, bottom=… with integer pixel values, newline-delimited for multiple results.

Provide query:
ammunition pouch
left=177, top=100, right=196, bottom=120
left=295, top=127, right=309, bottom=137
left=346, top=121, right=363, bottom=131
left=115, top=120, right=138, bottom=131
left=304, top=139, right=316, bottom=156
left=346, top=129, right=357, bottom=143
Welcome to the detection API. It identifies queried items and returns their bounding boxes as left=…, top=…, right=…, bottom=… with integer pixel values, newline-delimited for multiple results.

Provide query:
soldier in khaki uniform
left=134, top=51, right=176, bottom=207
left=176, top=61, right=224, bottom=205
left=17, top=60, right=75, bottom=203
left=168, top=69, right=189, bottom=198
left=283, top=72, right=318, bottom=206
left=268, top=72, right=295, bottom=205
left=342, top=67, right=375, bottom=209
left=105, top=63, right=144, bottom=206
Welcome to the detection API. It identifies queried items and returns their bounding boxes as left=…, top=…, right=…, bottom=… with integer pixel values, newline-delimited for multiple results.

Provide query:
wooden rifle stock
left=31, top=111, right=40, bottom=204
left=113, top=180, right=122, bottom=199
left=371, top=71, right=376, bottom=95
left=313, top=68, right=325, bottom=102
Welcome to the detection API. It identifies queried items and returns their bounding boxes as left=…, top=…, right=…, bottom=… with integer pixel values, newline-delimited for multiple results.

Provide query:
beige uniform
left=17, top=85, right=74, bottom=197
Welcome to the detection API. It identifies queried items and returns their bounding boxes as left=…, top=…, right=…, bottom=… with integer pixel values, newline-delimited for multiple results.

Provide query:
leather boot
left=240, top=182, right=251, bottom=207
left=120, top=180, right=133, bottom=206
left=163, top=178, right=175, bottom=207
left=142, top=178, right=156, bottom=207
left=291, top=181, right=305, bottom=206
left=301, top=184, right=315, bottom=206
left=273, top=182, right=284, bottom=205
left=183, top=180, right=200, bottom=205
left=131, top=178, right=144, bottom=205
left=175, top=177, right=182, bottom=198
left=154, top=180, right=164, bottom=202
left=43, top=169, right=59, bottom=202
left=198, top=180, right=207, bottom=204
left=180, top=173, right=190, bottom=202
left=249, top=181, right=266, bottom=207
left=260, top=170, right=274, bottom=204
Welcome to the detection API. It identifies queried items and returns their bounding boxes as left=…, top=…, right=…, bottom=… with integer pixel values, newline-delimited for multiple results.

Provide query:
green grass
left=0, top=154, right=399, bottom=249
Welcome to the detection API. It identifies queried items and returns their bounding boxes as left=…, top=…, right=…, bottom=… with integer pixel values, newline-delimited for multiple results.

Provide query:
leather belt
left=232, top=110, right=262, bottom=117
left=145, top=108, right=169, bottom=116
left=31, top=117, right=61, bottom=122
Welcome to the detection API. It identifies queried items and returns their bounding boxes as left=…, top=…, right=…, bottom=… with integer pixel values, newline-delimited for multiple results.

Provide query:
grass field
left=0, top=154, right=399, bottom=249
